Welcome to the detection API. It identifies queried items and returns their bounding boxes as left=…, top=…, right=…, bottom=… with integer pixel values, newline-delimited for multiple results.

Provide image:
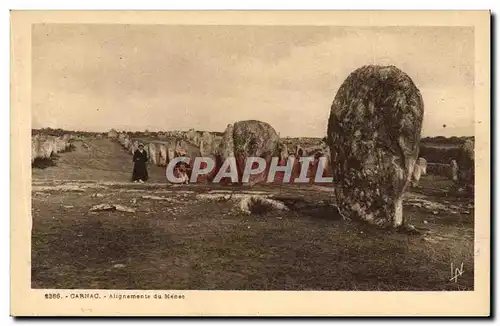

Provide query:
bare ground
left=31, top=138, right=474, bottom=290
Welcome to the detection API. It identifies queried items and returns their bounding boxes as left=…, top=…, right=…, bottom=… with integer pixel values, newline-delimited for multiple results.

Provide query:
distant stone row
left=423, top=140, right=475, bottom=188
left=115, top=132, right=199, bottom=166
left=31, top=134, right=73, bottom=162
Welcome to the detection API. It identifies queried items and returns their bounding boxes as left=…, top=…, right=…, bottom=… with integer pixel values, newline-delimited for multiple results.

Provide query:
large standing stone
left=54, top=137, right=68, bottom=153
left=410, top=158, right=426, bottom=187
left=295, top=145, right=305, bottom=157
left=218, top=124, right=235, bottom=162
left=457, top=139, right=474, bottom=190
left=417, top=157, right=427, bottom=175
left=40, top=137, right=56, bottom=159
left=123, top=137, right=130, bottom=149
left=269, top=142, right=290, bottom=184
left=306, top=147, right=333, bottom=184
left=327, top=65, right=424, bottom=228
left=167, top=146, right=176, bottom=163
left=185, top=128, right=200, bottom=145
left=217, top=120, right=280, bottom=184
left=411, top=164, right=422, bottom=187
left=158, top=144, right=167, bottom=166
left=450, top=159, right=459, bottom=182
left=148, top=143, right=157, bottom=165
left=279, top=143, right=289, bottom=161
left=129, top=139, right=139, bottom=154
left=118, top=133, right=127, bottom=146
left=232, top=120, right=280, bottom=158
left=31, top=135, right=40, bottom=162
left=199, top=131, right=215, bottom=157
left=175, top=139, right=189, bottom=157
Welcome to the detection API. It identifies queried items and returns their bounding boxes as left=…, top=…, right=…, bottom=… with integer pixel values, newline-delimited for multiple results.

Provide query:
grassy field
left=31, top=138, right=474, bottom=290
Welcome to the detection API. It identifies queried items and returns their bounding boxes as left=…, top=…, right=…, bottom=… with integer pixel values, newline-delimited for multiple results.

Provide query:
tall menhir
left=327, top=65, right=424, bottom=228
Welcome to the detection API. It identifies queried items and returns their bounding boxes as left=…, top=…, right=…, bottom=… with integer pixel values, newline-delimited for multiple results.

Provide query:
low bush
left=32, top=156, right=57, bottom=169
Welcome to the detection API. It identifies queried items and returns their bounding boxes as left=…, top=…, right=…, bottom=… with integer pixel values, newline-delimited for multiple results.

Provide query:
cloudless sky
left=32, top=24, right=474, bottom=137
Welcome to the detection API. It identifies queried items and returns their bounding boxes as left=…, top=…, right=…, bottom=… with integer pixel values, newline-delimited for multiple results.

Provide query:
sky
left=32, top=24, right=474, bottom=137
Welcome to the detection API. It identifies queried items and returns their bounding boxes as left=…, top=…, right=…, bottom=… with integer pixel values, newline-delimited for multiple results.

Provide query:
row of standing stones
left=31, top=133, right=73, bottom=162
left=107, top=65, right=474, bottom=229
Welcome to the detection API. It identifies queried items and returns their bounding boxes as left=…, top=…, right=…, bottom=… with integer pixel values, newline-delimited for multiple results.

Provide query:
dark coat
left=132, top=149, right=149, bottom=181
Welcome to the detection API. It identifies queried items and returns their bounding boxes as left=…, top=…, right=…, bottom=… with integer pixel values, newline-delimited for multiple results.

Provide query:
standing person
left=132, top=143, right=149, bottom=183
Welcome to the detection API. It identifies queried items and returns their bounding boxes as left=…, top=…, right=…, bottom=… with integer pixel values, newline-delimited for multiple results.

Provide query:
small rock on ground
left=89, top=203, right=136, bottom=213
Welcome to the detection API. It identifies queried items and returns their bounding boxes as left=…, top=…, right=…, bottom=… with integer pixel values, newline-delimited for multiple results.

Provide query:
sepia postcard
left=10, top=10, right=491, bottom=317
